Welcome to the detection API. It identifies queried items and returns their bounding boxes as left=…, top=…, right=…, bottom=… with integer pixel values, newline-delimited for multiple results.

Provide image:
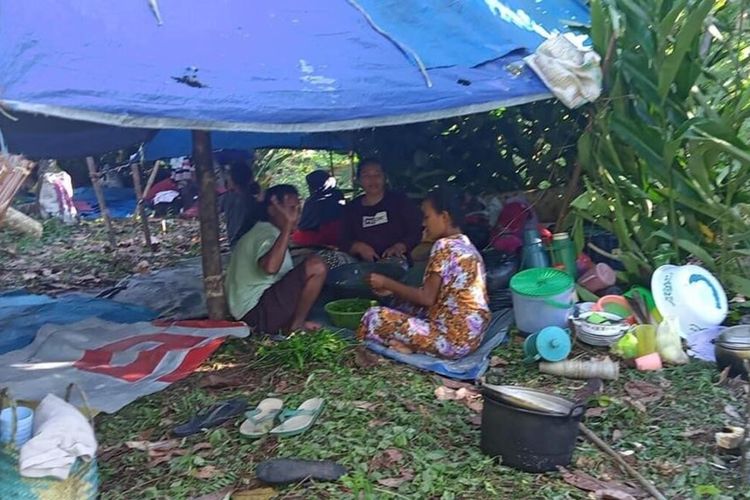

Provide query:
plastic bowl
left=324, top=298, right=377, bottom=330
left=651, top=264, right=728, bottom=335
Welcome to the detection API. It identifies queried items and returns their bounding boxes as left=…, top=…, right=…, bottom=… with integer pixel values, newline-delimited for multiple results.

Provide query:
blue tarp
left=143, top=130, right=350, bottom=161
left=74, top=187, right=138, bottom=219
left=0, top=290, right=156, bottom=355
left=0, top=0, right=587, bottom=153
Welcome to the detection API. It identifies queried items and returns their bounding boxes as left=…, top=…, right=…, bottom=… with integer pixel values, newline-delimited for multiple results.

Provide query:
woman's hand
left=352, top=241, right=379, bottom=262
left=382, top=242, right=407, bottom=259
left=366, top=273, right=391, bottom=293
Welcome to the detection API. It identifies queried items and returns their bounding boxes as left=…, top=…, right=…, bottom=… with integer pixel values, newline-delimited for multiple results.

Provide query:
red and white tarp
left=0, top=318, right=249, bottom=413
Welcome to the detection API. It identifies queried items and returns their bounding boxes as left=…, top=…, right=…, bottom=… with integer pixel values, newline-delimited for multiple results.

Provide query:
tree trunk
left=130, top=162, right=153, bottom=251
left=192, top=130, right=227, bottom=320
left=85, top=156, right=117, bottom=249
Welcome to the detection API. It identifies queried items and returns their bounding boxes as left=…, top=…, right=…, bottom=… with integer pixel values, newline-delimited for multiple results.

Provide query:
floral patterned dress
left=357, top=234, right=490, bottom=359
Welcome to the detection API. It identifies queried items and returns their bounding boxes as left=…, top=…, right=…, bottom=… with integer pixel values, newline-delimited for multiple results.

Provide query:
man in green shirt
left=226, top=185, right=328, bottom=333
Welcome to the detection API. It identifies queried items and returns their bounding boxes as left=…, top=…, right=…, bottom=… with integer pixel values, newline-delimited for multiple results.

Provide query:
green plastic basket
left=324, top=299, right=377, bottom=330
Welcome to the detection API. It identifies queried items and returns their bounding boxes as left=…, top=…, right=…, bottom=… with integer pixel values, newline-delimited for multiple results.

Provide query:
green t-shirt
left=225, top=221, right=293, bottom=320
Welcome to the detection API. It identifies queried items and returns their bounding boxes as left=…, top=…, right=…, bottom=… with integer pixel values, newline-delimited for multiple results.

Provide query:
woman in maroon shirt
left=340, top=159, right=422, bottom=262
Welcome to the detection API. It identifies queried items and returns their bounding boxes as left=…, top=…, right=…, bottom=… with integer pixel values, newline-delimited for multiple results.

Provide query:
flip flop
left=256, top=458, right=347, bottom=485
left=269, top=398, right=324, bottom=437
left=239, top=398, right=284, bottom=438
left=172, top=398, right=247, bottom=437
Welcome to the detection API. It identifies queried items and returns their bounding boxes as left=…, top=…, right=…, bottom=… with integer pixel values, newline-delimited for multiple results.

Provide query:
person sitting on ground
left=340, top=158, right=422, bottom=263
left=225, top=185, right=328, bottom=334
left=292, top=170, right=345, bottom=248
left=357, top=187, right=491, bottom=359
left=222, top=160, right=262, bottom=247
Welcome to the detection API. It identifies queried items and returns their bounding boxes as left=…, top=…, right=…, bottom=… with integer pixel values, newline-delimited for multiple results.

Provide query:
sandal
left=269, top=398, right=324, bottom=437
left=239, top=398, right=284, bottom=438
left=172, top=398, right=247, bottom=437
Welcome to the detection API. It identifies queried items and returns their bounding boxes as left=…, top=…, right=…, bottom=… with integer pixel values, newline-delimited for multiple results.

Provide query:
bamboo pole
left=741, top=360, right=750, bottom=486
left=192, top=130, right=228, bottom=320
left=130, top=162, right=153, bottom=251
left=86, top=156, right=117, bottom=249
left=579, top=423, right=666, bottom=500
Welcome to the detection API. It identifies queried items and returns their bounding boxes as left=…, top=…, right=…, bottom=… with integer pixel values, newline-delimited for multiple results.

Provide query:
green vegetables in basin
left=324, top=299, right=378, bottom=329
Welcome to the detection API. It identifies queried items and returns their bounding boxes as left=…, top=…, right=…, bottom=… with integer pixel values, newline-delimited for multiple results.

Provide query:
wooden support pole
left=86, top=156, right=117, bottom=249
left=192, top=130, right=227, bottom=320
left=130, top=162, right=154, bottom=251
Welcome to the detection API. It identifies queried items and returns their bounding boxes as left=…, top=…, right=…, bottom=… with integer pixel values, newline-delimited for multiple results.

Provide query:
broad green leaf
left=658, top=0, right=689, bottom=48
left=610, top=117, right=663, bottom=167
left=725, top=275, right=750, bottom=297
left=658, top=0, right=714, bottom=99
left=590, top=0, right=609, bottom=56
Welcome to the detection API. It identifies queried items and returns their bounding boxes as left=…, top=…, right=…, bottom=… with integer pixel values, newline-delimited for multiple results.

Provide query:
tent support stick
left=130, top=162, right=154, bottom=251
left=86, top=156, right=117, bottom=249
left=192, top=130, right=227, bottom=320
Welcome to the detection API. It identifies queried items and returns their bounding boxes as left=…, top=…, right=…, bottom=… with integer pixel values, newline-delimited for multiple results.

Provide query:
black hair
left=228, top=160, right=254, bottom=188
left=356, top=157, right=383, bottom=178
left=259, top=184, right=299, bottom=221
left=425, top=186, right=465, bottom=228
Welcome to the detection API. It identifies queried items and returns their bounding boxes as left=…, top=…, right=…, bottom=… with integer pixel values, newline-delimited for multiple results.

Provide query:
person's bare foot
left=289, top=320, right=322, bottom=332
left=389, top=340, right=413, bottom=354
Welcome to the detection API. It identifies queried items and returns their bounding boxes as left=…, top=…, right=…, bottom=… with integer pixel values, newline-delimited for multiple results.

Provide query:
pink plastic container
left=577, top=263, right=616, bottom=293
left=634, top=352, right=662, bottom=371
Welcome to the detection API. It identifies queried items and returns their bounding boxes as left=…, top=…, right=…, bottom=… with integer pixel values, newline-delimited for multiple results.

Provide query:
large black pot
left=480, top=389, right=584, bottom=472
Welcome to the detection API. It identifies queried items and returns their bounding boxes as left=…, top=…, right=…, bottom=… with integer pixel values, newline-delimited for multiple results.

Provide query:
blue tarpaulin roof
left=0, top=0, right=588, bottom=157
left=143, top=130, right=350, bottom=161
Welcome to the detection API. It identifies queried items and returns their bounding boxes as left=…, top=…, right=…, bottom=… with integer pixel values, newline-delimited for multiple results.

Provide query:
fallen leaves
left=125, top=439, right=187, bottom=466
left=557, top=467, right=644, bottom=498
left=489, top=356, right=508, bottom=368
left=377, top=469, right=414, bottom=488
left=623, top=381, right=663, bottom=404
left=354, top=346, right=381, bottom=369
left=368, top=448, right=415, bottom=488
left=198, top=373, right=240, bottom=389
left=232, top=487, right=277, bottom=500
left=369, top=448, right=404, bottom=471
left=192, top=465, right=221, bottom=479
left=434, top=385, right=483, bottom=413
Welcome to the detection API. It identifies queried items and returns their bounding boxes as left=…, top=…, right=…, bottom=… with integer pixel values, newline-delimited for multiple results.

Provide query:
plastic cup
left=577, top=263, right=616, bottom=293
left=0, top=406, right=34, bottom=447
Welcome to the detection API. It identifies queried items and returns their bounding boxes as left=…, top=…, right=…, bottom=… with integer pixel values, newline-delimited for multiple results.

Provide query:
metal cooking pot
left=715, top=325, right=750, bottom=379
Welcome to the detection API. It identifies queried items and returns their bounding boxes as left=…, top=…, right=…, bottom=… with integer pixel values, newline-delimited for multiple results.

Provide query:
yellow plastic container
left=633, top=325, right=657, bottom=357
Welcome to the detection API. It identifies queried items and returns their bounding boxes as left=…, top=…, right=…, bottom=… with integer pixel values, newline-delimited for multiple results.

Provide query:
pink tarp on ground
left=0, top=318, right=249, bottom=413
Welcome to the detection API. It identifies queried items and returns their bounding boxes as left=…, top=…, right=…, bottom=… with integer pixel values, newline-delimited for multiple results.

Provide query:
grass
left=96, top=333, right=750, bottom=499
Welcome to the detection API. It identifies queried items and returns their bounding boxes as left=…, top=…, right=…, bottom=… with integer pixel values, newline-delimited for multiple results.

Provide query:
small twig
left=579, top=423, right=667, bottom=500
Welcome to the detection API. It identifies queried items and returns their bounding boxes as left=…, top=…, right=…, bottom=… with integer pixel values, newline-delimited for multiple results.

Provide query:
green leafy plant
left=572, top=0, right=750, bottom=294
left=254, top=328, right=353, bottom=370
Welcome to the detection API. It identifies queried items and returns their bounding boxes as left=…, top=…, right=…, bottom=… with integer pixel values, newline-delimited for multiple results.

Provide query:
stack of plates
left=572, top=311, right=629, bottom=346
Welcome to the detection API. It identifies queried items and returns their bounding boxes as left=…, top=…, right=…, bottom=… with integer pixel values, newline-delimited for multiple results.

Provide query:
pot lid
left=510, top=268, right=573, bottom=297
left=716, top=325, right=750, bottom=348
left=482, top=384, right=575, bottom=416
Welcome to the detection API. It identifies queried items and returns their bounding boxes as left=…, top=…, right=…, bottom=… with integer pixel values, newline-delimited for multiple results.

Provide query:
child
left=357, top=187, right=490, bottom=359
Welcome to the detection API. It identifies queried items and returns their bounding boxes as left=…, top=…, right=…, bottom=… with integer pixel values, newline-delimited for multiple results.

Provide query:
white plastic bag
left=39, top=171, right=77, bottom=224
left=656, top=316, right=689, bottom=365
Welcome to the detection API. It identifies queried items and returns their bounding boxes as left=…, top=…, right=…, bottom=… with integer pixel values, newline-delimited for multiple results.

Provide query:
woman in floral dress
left=357, top=188, right=490, bottom=359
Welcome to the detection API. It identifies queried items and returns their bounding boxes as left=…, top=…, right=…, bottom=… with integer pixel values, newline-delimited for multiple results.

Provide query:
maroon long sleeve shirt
left=339, top=191, right=423, bottom=256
